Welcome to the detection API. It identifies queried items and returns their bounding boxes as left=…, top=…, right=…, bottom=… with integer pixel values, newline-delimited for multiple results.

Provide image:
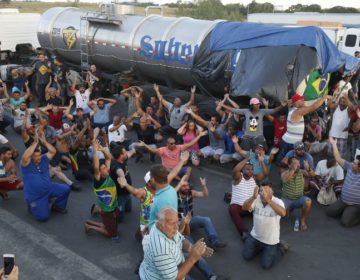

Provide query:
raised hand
left=262, top=98, right=269, bottom=108
left=270, top=147, right=279, bottom=155
left=191, top=85, right=196, bottom=94
left=231, top=135, right=239, bottom=144
left=180, top=150, right=190, bottom=163
left=153, top=84, right=159, bottom=92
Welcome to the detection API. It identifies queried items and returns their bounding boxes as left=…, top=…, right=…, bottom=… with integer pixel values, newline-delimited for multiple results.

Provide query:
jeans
left=190, top=215, right=219, bottom=245
left=229, top=204, right=252, bottom=235
left=185, top=236, right=215, bottom=279
left=118, top=194, right=132, bottom=222
left=326, top=199, right=360, bottom=227
left=242, top=234, right=283, bottom=270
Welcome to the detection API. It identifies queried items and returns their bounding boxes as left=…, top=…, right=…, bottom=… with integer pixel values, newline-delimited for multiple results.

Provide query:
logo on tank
left=62, top=26, right=78, bottom=49
left=140, top=35, right=199, bottom=64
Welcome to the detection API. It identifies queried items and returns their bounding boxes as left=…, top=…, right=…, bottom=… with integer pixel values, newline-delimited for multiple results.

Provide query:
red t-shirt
left=48, top=111, right=63, bottom=130
left=273, top=118, right=287, bottom=147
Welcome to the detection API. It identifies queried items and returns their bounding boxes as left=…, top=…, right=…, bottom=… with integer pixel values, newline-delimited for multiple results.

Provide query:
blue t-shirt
left=249, top=152, right=271, bottom=176
left=93, top=103, right=111, bottom=124
left=223, top=131, right=244, bottom=154
left=285, top=150, right=315, bottom=169
left=149, top=185, right=178, bottom=229
left=21, top=154, right=52, bottom=202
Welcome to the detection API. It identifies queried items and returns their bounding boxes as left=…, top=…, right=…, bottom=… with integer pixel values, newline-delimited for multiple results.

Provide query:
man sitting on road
left=139, top=207, right=214, bottom=280
left=229, top=157, right=257, bottom=241
left=326, top=137, right=360, bottom=227
left=139, top=131, right=207, bottom=179
left=175, top=175, right=227, bottom=250
left=21, top=131, right=70, bottom=221
left=281, top=157, right=312, bottom=231
left=242, top=183, right=288, bottom=270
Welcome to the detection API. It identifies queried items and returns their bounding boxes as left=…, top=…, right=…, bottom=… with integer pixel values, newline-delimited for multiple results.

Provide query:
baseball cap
left=250, top=97, right=260, bottom=105
left=144, top=171, right=151, bottom=184
left=291, top=94, right=304, bottom=103
left=12, top=86, right=21, bottom=94
left=294, top=141, right=305, bottom=150
left=256, top=143, right=265, bottom=149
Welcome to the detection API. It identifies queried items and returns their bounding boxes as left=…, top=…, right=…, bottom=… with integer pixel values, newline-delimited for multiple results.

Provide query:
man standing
left=110, top=145, right=136, bottom=222
left=326, top=137, right=360, bottom=227
left=32, top=53, right=51, bottom=106
left=280, top=94, right=329, bottom=159
left=139, top=207, right=212, bottom=280
left=281, top=157, right=312, bottom=231
left=328, top=95, right=354, bottom=158
left=242, top=183, right=287, bottom=270
left=21, top=131, right=70, bottom=221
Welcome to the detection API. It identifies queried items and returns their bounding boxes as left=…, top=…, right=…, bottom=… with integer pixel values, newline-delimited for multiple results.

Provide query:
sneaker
left=52, top=206, right=68, bottom=214
left=279, top=240, right=290, bottom=255
left=70, top=184, right=81, bottom=192
left=209, top=241, right=227, bottom=250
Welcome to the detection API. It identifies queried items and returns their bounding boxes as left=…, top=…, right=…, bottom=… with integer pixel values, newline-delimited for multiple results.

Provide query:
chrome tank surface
left=37, top=7, right=219, bottom=86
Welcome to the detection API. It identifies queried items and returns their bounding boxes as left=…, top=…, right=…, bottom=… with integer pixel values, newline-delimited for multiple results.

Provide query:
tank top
left=231, top=176, right=257, bottom=206
left=140, top=187, right=154, bottom=227
left=93, top=176, right=118, bottom=212
left=282, top=108, right=305, bottom=144
left=183, top=130, right=199, bottom=152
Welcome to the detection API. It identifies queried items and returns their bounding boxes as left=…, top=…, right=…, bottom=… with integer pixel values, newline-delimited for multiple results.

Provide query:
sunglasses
left=168, top=142, right=176, bottom=145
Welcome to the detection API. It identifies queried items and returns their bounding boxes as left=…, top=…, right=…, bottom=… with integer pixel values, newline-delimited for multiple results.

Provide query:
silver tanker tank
left=37, top=6, right=219, bottom=87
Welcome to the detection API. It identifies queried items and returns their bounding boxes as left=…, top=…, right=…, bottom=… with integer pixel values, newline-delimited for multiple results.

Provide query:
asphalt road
left=0, top=100, right=360, bottom=279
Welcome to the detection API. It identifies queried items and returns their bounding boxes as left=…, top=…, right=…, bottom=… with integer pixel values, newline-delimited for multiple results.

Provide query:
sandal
left=301, top=223, right=308, bottom=231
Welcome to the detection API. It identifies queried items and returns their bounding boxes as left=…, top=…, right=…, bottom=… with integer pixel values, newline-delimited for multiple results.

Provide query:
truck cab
left=338, top=28, right=360, bottom=56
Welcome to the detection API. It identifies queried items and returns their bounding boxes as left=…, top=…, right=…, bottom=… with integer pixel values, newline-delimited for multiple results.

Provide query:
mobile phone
left=3, top=254, right=15, bottom=276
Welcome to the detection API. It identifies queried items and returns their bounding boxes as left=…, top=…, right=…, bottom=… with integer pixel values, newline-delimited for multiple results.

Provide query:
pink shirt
left=182, top=131, right=199, bottom=152
left=159, top=145, right=184, bottom=169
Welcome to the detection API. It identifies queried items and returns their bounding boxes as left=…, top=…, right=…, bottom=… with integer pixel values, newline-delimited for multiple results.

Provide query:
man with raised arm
left=21, top=130, right=70, bottom=221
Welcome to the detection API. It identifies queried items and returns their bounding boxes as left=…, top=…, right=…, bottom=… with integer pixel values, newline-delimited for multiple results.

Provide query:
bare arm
left=281, top=169, right=297, bottom=184
left=192, top=177, right=208, bottom=198
left=182, top=130, right=207, bottom=150
left=186, top=108, right=207, bottom=128
left=138, top=140, right=160, bottom=156
left=154, top=84, right=170, bottom=108
left=292, top=95, right=328, bottom=120
left=185, top=85, right=196, bottom=106
left=20, top=135, right=39, bottom=167
left=329, top=137, right=345, bottom=168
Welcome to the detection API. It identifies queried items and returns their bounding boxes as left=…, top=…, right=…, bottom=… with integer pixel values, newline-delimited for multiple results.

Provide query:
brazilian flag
left=303, top=69, right=330, bottom=101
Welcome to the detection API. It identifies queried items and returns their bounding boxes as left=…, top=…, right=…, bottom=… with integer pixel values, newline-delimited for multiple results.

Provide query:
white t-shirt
left=329, top=106, right=350, bottom=139
left=13, top=108, right=35, bottom=128
left=315, top=160, right=344, bottom=181
left=0, top=134, right=8, bottom=144
left=75, top=89, right=91, bottom=111
left=250, top=196, right=284, bottom=245
left=108, top=124, right=127, bottom=143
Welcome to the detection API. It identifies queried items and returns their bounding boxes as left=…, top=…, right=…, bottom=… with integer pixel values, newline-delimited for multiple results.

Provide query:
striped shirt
left=231, top=176, right=257, bottom=206
left=282, top=170, right=304, bottom=200
left=282, top=108, right=305, bottom=144
left=341, top=161, right=360, bottom=205
left=139, top=226, right=184, bottom=280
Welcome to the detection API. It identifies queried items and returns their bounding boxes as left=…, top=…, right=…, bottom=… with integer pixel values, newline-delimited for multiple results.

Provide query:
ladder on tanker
left=79, top=12, right=122, bottom=78
left=79, top=14, right=90, bottom=77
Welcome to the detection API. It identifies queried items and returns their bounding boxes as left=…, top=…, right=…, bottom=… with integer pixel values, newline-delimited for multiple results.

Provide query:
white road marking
left=0, top=207, right=118, bottom=280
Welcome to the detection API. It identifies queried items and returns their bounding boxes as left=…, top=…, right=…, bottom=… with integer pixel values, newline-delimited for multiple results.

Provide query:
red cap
left=291, top=94, right=304, bottom=103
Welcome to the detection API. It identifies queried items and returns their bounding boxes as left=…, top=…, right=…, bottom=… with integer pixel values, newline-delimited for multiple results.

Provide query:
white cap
left=144, top=171, right=151, bottom=183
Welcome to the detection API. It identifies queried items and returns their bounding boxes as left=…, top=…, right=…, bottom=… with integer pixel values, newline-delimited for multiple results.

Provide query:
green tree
left=324, top=6, right=359, bottom=13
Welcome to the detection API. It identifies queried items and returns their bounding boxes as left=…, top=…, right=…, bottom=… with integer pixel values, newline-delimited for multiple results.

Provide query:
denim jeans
left=185, top=236, right=214, bottom=279
left=190, top=215, right=219, bottom=245
left=118, top=194, right=132, bottom=222
left=242, top=234, right=282, bottom=270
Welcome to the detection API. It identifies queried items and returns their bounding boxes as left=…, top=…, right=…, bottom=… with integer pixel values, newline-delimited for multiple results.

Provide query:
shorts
left=200, top=146, right=224, bottom=158
left=186, top=151, right=199, bottom=161
left=0, top=179, right=22, bottom=190
left=178, top=166, right=190, bottom=177
left=282, top=196, right=311, bottom=212
left=101, top=208, right=120, bottom=237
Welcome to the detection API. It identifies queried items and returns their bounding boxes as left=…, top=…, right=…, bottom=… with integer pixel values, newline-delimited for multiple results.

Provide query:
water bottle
left=294, top=218, right=300, bottom=232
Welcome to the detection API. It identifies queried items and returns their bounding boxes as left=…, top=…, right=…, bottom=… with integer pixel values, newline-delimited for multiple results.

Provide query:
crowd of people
left=0, top=52, right=360, bottom=279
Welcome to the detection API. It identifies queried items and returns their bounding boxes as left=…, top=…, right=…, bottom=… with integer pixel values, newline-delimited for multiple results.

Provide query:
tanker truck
left=37, top=4, right=359, bottom=101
